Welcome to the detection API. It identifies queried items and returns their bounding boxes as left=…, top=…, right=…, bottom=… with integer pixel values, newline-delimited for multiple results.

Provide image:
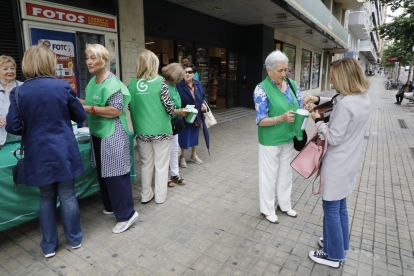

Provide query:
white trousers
left=169, top=135, right=180, bottom=177
left=137, top=138, right=172, bottom=204
left=259, top=141, right=293, bottom=216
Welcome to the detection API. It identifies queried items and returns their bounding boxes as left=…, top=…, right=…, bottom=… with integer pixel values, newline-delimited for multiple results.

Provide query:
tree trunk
left=408, top=53, right=414, bottom=82
left=397, top=62, right=401, bottom=82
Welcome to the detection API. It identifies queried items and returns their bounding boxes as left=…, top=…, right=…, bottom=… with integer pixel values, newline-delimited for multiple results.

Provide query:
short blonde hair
left=22, top=45, right=56, bottom=78
left=85, top=44, right=109, bottom=66
left=162, top=63, right=185, bottom=83
left=136, top=50, right=159, bottom=81
left=0, top=55, right=17, bottom=68
left=330, top=57, right=369, bottom=96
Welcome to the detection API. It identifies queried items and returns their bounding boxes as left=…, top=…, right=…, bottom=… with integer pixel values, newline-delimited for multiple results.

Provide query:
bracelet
left=91, top=106, right=95, bottom=115
left=274, top=116, right=278, bottom=126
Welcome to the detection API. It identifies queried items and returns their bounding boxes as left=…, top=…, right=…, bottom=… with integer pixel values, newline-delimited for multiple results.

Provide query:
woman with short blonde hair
left=6, top=45, right=86, bottom=258
left=136, top=50, right=159, bottom=81
left=162, top=63, right=188, bottom=187
left=81, top=43, right=138, bottom=234
left=22, top=46, right=56, bottom=78
left=0, top=55, right=22, bottom=149
left=128, top=50, right=177, bottom=203
left=303, top=57, right=371, bottom=268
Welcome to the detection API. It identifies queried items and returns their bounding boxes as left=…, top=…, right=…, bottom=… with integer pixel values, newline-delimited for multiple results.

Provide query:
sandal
left=171, top=175, right=186, bottom=185
left=277, top=205, right=298, bottom=217
left=168, top=179, right=175, bottom=188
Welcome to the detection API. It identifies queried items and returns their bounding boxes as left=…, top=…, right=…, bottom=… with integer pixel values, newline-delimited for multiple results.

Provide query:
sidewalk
left=1, top=74, right=413, bottom=276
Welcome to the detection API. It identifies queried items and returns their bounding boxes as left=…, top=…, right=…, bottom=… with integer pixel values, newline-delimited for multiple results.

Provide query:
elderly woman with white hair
left=254, top=50, right=303, bottom=223
left=81, top=43, right=138, bottom=234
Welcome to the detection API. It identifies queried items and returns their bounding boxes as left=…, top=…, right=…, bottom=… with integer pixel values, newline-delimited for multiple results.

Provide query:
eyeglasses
left=185, top=71, right=194, bottom=74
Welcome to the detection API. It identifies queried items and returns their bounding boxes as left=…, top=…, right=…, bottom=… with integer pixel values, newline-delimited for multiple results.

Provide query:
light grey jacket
left=317, top=92, right=371, bottom=201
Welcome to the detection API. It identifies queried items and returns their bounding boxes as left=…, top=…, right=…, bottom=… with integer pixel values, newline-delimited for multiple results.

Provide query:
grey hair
left=265, top=50, right=289, bottom=70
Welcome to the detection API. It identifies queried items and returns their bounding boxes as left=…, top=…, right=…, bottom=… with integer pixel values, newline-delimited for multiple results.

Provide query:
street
left=1, top=74, right=414, bottom=276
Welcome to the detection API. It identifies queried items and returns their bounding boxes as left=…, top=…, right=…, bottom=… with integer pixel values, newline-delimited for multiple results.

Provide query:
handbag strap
left=285, top=78, right=296, bottom=98
left=14, top=87, right=25, bottom=159
left=312, top=124, right=329, bottom=195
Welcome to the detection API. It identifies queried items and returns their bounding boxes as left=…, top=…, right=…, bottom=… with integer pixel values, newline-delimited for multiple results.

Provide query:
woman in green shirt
left=161, top=63, right=188, bottom=187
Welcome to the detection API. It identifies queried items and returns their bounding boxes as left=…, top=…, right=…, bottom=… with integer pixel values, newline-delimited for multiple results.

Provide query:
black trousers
left=91, top=135, right=135, bottom=222
left=396, top=93, right=404, bottom=103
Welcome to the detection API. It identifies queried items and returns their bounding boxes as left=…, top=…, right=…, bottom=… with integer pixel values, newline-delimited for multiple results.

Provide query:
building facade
left=348, top=0, right=385, bottom=72
left=4, top=0, right=365, bottom=111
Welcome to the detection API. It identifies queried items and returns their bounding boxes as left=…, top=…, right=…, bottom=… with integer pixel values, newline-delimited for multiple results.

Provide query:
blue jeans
left=322, top=198, right=349, bottom=261
left=39, top=179, right=82, bottom=254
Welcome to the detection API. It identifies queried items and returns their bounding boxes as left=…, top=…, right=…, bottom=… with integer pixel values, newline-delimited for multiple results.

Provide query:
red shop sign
left=26, top=2, right=116, bottom=29
left=387, top=57, right=399, bottom=62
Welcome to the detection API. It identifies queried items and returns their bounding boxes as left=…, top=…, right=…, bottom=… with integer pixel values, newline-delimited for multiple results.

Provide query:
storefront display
left=312, top=53, right=321, bottom=89
left=196, top=47, right=210, bottom=102
left=301, top=49, right=311, bottom=90
left=31, top=28, right=79, bottom=93
left=21, top=0, right=120, bottom=99
left=283, top=44, right=296, bottom=80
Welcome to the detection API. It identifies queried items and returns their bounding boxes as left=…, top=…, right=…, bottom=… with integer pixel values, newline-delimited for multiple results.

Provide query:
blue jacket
left=6, top=78, right=87, bottom=187
left=176, top=79, right=210, bottom=151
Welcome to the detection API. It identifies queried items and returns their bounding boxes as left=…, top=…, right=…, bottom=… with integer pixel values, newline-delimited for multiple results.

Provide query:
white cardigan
left=317, top=93, right=371, bottom=201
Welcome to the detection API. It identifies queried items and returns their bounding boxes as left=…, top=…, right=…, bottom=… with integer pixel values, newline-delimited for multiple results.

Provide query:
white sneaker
left=44, top=252, right=55, bottom=258
left=103, top=210, right=113, bottom=215
left=72, top=244, right=81, bottom=249
left=179, top=158, right=187, bottom=168
left=112, top=211, right=138, bottom=234
left=309, top=249, right=341, bottom=268
left=189, top=156, right=203, bottom=164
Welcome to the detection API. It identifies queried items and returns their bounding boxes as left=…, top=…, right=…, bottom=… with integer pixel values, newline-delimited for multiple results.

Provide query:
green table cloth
left=0, top=133, right=136, bottom=231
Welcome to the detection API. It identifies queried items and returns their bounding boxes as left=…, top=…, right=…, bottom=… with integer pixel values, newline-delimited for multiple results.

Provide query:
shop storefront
left=144, top=0, right=241, bottom=109
left=275, top=34, right=324, bottom=96
left=144, top=35, right=239, bottom=109
left=20, top=0, right=120, bottom=100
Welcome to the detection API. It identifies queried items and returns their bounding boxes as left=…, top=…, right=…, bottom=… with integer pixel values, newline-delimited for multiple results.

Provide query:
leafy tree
left=371, top=0, right=414, bottom=80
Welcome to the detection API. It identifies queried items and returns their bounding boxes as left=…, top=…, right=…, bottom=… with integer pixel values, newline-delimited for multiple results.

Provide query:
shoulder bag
left=290, top=121, right=329, bottom=195
left=12, top=86, right=25, bottom=190
left=171, top=115, right=186, bottom=135
left=204, top=102, right=217, bottom=128
left=286, top=78, right=307, bottom=151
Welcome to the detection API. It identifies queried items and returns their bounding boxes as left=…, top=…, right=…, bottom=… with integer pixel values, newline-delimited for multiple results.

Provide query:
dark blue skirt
left=178, top=125, right=199, bottom=149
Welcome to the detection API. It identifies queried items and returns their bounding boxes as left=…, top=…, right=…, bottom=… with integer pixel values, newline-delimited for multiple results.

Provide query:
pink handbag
left=290, top=121, right=329, bottom=195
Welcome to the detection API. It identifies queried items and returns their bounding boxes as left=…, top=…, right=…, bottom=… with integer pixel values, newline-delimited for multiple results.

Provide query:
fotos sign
left=25, top=2, right=116, bottom=30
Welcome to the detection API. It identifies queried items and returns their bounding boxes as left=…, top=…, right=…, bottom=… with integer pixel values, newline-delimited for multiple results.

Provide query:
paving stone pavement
left=1, top=74, right=414, bottom=276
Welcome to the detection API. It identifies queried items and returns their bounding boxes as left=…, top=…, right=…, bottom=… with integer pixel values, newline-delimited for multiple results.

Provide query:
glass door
left=196, top=45, right=210, bottom=103
left=228, top=52, right=238, bottom=108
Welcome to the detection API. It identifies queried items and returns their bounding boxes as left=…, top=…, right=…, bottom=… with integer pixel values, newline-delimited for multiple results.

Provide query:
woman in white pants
left=161, top=63, right=188, bottom=187
left=253, top=50, right=304, bottom=223
left=129, top=50, right=179, bottom=204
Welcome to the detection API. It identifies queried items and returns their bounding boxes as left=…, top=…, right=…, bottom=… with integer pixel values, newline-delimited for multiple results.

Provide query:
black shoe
left=395, top=102, right=399, bottom=104
left=309, top=249, right=342, bottom=268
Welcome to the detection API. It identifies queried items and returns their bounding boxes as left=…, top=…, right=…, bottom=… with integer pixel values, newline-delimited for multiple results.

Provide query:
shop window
left=275, top=43, right=282, bottom=51
left=283, top=44, right=296, bottom=80
left=178, top=45, right=193, bottom=65
left=145, top=36, right=175, bottom=73
left=312, top=53, right=321, bottom=89
left=300, top=49, right=311, bottom=91
left=108, top=38, right=117, bottom=75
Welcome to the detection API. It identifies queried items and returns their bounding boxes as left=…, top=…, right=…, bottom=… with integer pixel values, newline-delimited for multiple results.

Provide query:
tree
left=371, top=1, right=414, bottom=80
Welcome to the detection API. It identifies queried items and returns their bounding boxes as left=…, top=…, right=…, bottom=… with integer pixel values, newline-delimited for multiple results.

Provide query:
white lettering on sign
left=33, top=7, right=42, bottom=16
left=44, top=10, right=55, bottom=18
left=30, top=6, right=86, bottom=23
